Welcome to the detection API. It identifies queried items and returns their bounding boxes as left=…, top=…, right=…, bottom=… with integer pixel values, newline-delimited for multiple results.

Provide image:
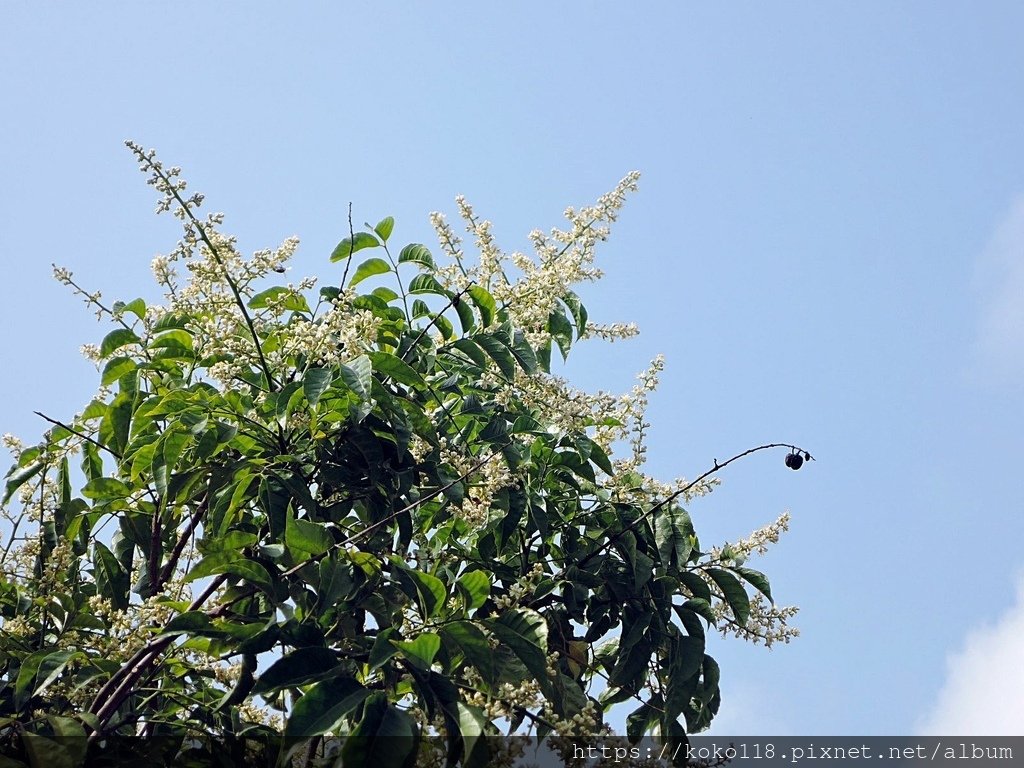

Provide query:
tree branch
left=87, top=573, right=229, bottom=741
left=567, top=443, right=813, bottom=572
left=154, top=499, right=207, bottom=592
left=33, top=411, right=120, bottom=460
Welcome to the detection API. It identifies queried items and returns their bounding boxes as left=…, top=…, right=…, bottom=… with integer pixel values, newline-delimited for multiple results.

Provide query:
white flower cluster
left=715, top=511, right=792, bottom=560
left=272, top=300, right=382, bottom=372
left=464, top=677, right=544, bottom=721
left=1, top=433, right=23, bottom=458
left=437, top=436, right=514, bottom=527
left=430, top=172, right=640, bottom=341
left=715, top=592, right=801, bottom=648
left=238, top=701, right=283, bottom=731
left=455, top=196, right=504, bottom=289
left=579, top=321, right=640, bottom=342
left=504, top=372, right=618, bottom=439
left=51, top=264, right=111, bottom=320
left=492, top=561, right=546, bottom=610
left=79, top=343, right=102, bottom=362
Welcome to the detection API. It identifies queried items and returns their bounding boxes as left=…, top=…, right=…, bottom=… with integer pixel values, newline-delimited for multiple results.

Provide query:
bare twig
left=155, top=499, right=207, bottom=591
left=339, top=202, right=355, bottom=288
left=566, top=443, right=814, bottom=572
left=33, top=412, right=120, bottom=459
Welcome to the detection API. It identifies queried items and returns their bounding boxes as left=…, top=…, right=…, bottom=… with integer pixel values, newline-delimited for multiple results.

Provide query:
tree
left=0, top=142, right=807, bottom=767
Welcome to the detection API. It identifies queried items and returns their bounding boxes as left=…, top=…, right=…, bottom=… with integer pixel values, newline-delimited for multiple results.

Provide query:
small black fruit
left=787, top=452, right=803, bottom=470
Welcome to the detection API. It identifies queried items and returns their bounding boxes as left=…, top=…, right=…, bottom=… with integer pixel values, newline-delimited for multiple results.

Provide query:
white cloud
left=916, top=572, right=1024, bottom=735
left=974, top=197, right=1024, bottom=382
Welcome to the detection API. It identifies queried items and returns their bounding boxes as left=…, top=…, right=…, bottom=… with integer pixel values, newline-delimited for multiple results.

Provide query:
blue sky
left=2, top=3, right=1023, bottom=735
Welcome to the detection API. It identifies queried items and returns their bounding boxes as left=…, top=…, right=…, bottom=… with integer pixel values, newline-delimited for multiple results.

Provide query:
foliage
left=0, top=143, right=803, bottom=767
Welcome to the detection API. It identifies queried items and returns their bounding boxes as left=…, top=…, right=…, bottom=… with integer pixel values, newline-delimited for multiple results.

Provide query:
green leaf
left=154, top=429, right=190, bottom=497
left=432, top=313, right=454, bottom=341
left=547, top=308, right=573, bottom=360
left=163, top=611, right=216, bottom=635
left=3, top=461, right=44, bottom=505
left=371, top=286, right=400, bottom=302
left=286, top=513, right=334, bottom=557
left=510, top=329, right=538, bottom=374
left=655, top=505, right=694, bottom=568
left=101, top=356, right=137, bottom=386
left=466, top=285, right=496, bottom=327
left=400, top=567, right=446, bottom=619
left=677, top=571, right=712, bottom=603
left=626, top=703, right=656, bottom=745
left=93, top=541, right=129, bottom=611
left=608, top=642, right=652, bottom=690
left=391, top=632, right=441, bottom=670
left=47, top=716, right=86, bottom=767
left=81, top=477, right=131, bottom=500
left=706, top=567, right=751, bottom=626
left=303, top=368, right=333, bottom=406
left=561, top=291, right=588, bottom=335
left=149, top=328, right=195, bottom=353
left=113, top=297, right=147, bottom=319
left=374, top=216, right=395, bottom=242
left=283, top=677, right=369, bottom=750
left=702, top=653, right=721, bottom=697
left=330, top=232, right=381, bottom=262
left=368, top=628, right=399, bottom=670
left=456, top=570, right=490, bottom=610
left=56, top=455, right=71, bottom=506
left=474, top=333, right=516, bottom=379
left=440, top=622, right=497, bottom=684
left=680, top=598, right=716, bottom=626
left=184, top=553, right=274, bottom=591
left=33, top=650, right=82, bottom=699
left=339, top=692, right=419, bottom=768
left=248, top=286, right=311, bottom=313
left=453, top=297, right=475, bottom=334
left=153, top=312, right=188, bottom=332
left=22, top=732, right=73, bottom=768
left=100, top=392, right=132, bottom=455
left=671, top=634, right=706, bottom=684
left=99, top=328, right=140, bottom=358
left=485, top=608, right=549, bottom=683
left=734, top=566, right=774, bottom=603
left=339, top=355, right=372, bottom=400
left=536, top=338, right=552, bottom=372
left=348, top=257, right=392, bottom=287
left=447, top=338, right=487, bottom=369
left=407, top=273, right=449, bottom=296
left=619, top=611, right=653, bottom=656
left=411, top=299, right=431, bottom=319
left=14, top=651, right=47, bottom=711
left=253, top=647, right=340, bottom=695
left=584, top=438, right=614, bottom=475
left=397, top=243, right=436, bottom=270
left=317, top=555, right=355, bottom=607
left=454, top=702, right=491, bottom=768
left=369, top=352, right=424, bottom=387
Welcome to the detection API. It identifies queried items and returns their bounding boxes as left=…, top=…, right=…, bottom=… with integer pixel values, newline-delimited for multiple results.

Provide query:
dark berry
left=788, top=453, right=803, bottom=470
